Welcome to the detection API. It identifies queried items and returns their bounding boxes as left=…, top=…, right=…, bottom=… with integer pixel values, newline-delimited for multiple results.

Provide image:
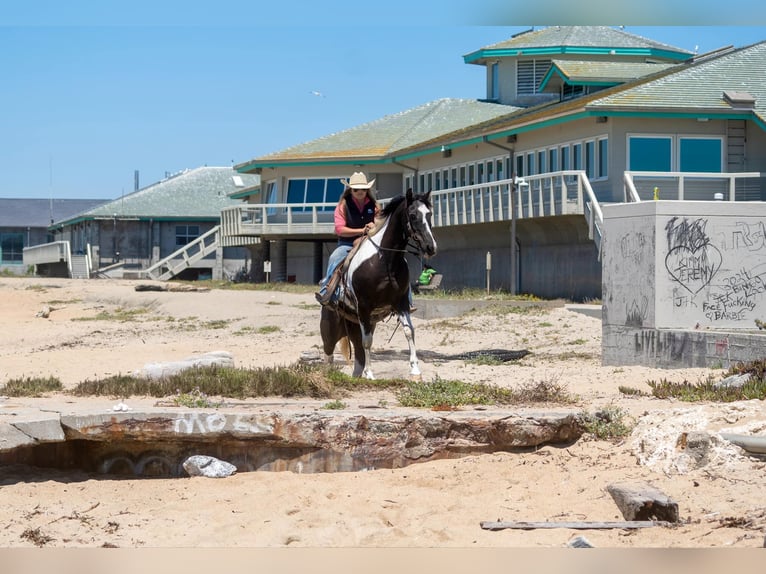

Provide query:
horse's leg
left=319, top=306, right=340, bottom=364
left=359, top=320, right=376, bottom=380
left=397, top=311, right=422, bottom=380
left=345, top=320, right=366, bottom=378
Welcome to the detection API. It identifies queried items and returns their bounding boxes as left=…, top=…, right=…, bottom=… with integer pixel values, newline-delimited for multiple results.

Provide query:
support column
left=313, top=241, right=325, bottom=285
left=271, top=239, right=288, bottom=282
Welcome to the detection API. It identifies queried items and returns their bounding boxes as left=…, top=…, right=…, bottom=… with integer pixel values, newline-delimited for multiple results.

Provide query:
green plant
left=173, top=387, right=221, bottom=408
left=579, top=406, right=633, bottom=440
left=257, top=325, right=281, bottom=334
left=618, top=385, right=649, bottom=397
left=321, top=399, right=347, bottom=410
left=0, top=376, right=63, bottom=397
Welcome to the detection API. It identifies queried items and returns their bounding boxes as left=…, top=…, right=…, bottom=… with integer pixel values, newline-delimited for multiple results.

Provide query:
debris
left=480, top=520, right=661, bottom=531
left=35, top=305, right=65, bottom=318
left=607, top=482, right=680, bottom=522
left=719, top=433, right=766, bottom=455
left=112, top=402, right=131, bottom=412
left=713, top=373, right=752, bottom=390
left=135, top=351, right=235, bottom=379
left=182, top=455, right=237, bottom=478
left=567, top=535, right=595, bottom=548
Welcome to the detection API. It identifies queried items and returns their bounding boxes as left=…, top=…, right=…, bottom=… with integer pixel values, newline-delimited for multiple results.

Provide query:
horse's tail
left=338, top=336, right=352, bottom=364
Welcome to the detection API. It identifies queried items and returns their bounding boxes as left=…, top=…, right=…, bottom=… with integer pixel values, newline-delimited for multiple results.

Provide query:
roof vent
left=723, top=90, right=755, bottom=109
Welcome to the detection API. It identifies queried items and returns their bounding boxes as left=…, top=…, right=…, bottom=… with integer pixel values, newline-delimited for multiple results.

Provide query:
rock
left=713, top=373, right=752, bottom=389
left=567, top=535, right=595, bottom=548
left=607, top=481, right=679, bottom=522
left=182, top=455, right=237, bottom=478
left=676, top=430, right=711, bottom=467
left=135, top=351, right=235, bottom=379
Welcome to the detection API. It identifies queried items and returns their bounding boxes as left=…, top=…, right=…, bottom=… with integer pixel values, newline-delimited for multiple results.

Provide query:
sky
left=2, top=2, right=766, bottom=199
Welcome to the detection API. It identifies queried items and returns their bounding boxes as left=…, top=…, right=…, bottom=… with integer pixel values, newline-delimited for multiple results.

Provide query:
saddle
left=316, top=235, right=368, bottom=307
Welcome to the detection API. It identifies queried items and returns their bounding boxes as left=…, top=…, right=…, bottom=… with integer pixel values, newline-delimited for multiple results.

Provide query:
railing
left=144, top=225, right=220, bottom=281
left=22, top=240, right=72, bottom=276
left=623, top=171, right=763, bottom=203
left=221, top=170, right=599, bottom=239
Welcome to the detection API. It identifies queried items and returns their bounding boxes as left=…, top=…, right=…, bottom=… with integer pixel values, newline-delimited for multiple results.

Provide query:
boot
left=315, top=269, right=342, bottom=306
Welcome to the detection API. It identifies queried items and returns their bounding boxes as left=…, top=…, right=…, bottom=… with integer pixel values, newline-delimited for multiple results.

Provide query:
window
left=175, top=225, right=199, bottom=247
left=548, top=148, right=558, bottom=172
left=573, top=143, right=583, bottom=171
left=286, top=177, right=344, bottom=210
left=537, top=150, right=546, bottom=174
left=490, top=62, right=500, bottom=100
left=517, top=59, right=551, bottom=95
left=598, top=138, right=609, bottom=178
left=680, top=137, right=722, bottom=172
left=526, top=152, right=535, bottom=176
left=560, top=145, right=570, bottom=171
left=0, top=232, right=23, bottom=263
left=585, top=140, right=596, bottom=178
left=628, top=136, right=672, bottom=171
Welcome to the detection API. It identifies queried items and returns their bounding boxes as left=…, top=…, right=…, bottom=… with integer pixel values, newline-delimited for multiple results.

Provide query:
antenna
left=49, top=155, right=54, bottom=224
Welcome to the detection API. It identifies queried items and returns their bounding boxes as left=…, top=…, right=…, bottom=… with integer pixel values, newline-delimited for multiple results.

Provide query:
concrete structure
left=602, top=200, right=766, bottom=367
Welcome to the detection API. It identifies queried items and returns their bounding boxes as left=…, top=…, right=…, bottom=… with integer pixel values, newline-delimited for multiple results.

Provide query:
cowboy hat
left=341, top=172, right=376, bottom=189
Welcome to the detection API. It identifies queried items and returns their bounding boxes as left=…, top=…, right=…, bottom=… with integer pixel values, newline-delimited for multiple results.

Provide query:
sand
left=0, top=276, right=764, bottom=549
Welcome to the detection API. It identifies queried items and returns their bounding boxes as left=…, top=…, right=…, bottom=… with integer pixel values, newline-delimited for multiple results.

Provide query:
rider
left=315, top=172, right=379, bottom=305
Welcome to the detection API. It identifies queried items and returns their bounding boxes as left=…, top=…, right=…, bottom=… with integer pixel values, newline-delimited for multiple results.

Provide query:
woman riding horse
left=320, top=188, right=437, bottom=379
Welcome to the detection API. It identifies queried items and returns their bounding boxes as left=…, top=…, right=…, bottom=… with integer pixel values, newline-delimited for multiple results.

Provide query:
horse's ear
left=406, top=188, right=414, bottom=203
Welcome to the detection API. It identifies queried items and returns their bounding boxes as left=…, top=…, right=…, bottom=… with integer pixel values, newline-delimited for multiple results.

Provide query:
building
left=223, top=26, right=766, bottom=301
left=0, top=198, right=108, bottom=275
left=25, top=167, right=260, bottom=280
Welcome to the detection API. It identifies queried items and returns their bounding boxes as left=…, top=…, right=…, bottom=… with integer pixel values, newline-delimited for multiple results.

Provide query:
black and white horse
left=320, top=189, right=437, bottom=379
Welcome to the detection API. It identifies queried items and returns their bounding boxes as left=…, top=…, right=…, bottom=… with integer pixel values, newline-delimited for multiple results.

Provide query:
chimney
left=134, top=170, right=139, bottom=191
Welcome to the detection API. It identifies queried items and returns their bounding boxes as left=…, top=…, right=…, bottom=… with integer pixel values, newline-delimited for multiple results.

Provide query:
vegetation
left=0, top=376, right=63, bottom=397
left=638, top=359, right=766, bottom=402
left=579, top=405, right=634, bottom=440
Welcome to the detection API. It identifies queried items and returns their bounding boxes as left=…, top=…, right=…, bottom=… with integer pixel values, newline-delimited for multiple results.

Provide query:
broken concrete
left=0, top=402, right=584, bottom=476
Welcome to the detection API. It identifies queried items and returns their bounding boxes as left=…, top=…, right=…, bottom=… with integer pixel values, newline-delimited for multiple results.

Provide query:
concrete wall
left=602, top=200, right=766, bottom=367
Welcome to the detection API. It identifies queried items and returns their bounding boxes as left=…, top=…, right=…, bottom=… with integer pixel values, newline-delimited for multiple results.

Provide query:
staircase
left=70, top=254, right=89, bottom=279
left=143, top=225, right=220, bottom=281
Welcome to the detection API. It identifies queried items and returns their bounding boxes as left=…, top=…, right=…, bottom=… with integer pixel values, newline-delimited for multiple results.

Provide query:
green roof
left=464, top=26, right=693, bottom=64
left=589, top=41, right=766, bottom=119
left=539, top=60, right=677, bottom=90
left=55, top=167, right=260, bottom=226
left=235, top=98, right=521, bottom=170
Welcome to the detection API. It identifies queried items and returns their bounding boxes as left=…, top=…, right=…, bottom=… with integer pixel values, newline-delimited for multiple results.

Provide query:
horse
left=320, top=188, right=437, bottom=380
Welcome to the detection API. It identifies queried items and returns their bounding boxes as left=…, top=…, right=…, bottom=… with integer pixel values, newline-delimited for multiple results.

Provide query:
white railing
left=221, top=170, right=598, bottom=237
left=144, top=225, right=220, bottom=281
left=623, top=171, right=763, bottom=203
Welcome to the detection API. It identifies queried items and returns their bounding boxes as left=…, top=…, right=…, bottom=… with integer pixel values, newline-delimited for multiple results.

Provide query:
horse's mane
left=380, top=194, right=406, bottom=218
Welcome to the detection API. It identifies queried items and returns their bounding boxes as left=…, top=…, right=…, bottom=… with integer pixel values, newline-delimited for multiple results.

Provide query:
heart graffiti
left=665, top=243, right=722, bottom=294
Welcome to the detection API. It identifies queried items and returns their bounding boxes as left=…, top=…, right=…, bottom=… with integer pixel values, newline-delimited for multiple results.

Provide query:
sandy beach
left=0, top=276, right=765, bottom=549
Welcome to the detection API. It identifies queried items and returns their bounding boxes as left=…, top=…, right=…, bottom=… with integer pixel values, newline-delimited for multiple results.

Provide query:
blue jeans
left=318, top=244, right=352, bottom=296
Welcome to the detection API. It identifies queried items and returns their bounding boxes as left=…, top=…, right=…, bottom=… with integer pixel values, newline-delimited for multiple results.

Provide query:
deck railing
left=623, top=171, right=763, bottom=203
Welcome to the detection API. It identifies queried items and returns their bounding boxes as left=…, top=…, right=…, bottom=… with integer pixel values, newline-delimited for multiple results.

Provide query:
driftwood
left=607, top=482, right=679, bottom=522
left=35, top=305, right=65, bottom=318
left=134, top=283, right=210, bottom=292
left=480, top=520, right=662, bottom=531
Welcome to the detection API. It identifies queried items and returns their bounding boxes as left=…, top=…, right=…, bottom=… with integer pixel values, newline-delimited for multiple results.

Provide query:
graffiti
left=673, top=288, right=698, bottom=309
left=715, top=337, right=730, bottom=356
left=173, top=413, right=273, bottom=435
left=702, top=266, right=766, bottom=322
left=731, top=221, right=766, bottom=251
left=620, top=232, right=646, bottom=265
left=664, top=217, right=722, bottom=294
left=625, top=296, right=648, bottom=327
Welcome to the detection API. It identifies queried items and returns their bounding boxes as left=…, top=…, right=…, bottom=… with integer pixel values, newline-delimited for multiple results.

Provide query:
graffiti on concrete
left=664, top=217, right=722, bottom=295
left=730, top=221, right=766, bottom=251
left=702, top=266, right=766, bottom=322
left=625, top=296, right=648, bottom=327
left=173, top=412, right=273, bottom=435
left=620, top=232, right=646, bottom=265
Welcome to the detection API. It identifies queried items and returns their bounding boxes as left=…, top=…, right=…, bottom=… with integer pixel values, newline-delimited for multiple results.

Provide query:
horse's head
left=405, top=188, right=437, bottom=258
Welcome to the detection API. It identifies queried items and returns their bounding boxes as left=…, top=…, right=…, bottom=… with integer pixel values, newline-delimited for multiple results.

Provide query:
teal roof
left=55, top=167, right=260, bottom=226
left=236, top=98, right=521, bottom=170
left=589, top=41, right=766, bottom=119
left=464, top=26, right=693, bottom=64
left=539, top=59, right=677, bottom=90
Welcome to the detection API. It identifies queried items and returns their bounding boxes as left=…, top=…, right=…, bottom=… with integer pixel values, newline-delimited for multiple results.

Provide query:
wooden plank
left=480, top=520, right=660, bottom=531
left=607, top=482, right=679, bottom=522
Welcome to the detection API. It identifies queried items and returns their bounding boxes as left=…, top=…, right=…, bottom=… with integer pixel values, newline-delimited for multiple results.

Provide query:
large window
left=598, top=138, right=609, bottom=178
left=517, top=59, right=551, bottom=96
left=628, top=136, right=672, bottom=171
left=0, top=232, right=23, bottom=263
left=286, top=177, right=345, bottom=211
left=175, top=225, right=199, bottom=247
left=628, top=135, right=722, bottom=172
left=680, top=137, right=722, bottom=172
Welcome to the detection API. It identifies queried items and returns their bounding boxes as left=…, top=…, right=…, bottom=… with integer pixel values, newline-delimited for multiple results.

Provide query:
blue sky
left=2, top=7, right=766, bottom=199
